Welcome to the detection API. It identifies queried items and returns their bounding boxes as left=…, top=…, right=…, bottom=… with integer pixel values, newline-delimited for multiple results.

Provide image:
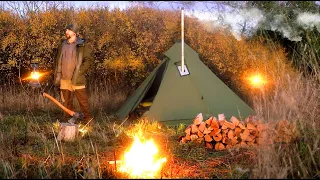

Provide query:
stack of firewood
left=179, top=113, right=299, bottom=150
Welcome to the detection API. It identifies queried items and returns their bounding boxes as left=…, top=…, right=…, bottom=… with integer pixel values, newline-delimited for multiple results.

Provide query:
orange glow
left=31, top=71, right=40, bottom=80
left=249, top=74, right=266, bottom=88
left=119, top=135, right=167, bottom=178
left=23, top=71, right=48, bottom=81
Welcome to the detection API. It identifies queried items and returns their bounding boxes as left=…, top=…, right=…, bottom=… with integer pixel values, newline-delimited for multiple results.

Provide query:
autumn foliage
left=0, top=5, right=295, bottom=102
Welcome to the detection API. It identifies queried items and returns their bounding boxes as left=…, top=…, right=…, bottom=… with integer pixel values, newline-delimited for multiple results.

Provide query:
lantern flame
left=119, top=135, right=167, bottom=178
left=31, top=71, right=40, bottom=80
left=249, top=74, right=266, bottom=88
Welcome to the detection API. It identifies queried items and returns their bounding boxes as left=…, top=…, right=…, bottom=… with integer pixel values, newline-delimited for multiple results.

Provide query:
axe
left=42, top=92, right=84, bottom=124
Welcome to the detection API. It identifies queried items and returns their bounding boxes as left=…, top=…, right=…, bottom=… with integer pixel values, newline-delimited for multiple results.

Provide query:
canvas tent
left=116, top=42, right=253, bottom=126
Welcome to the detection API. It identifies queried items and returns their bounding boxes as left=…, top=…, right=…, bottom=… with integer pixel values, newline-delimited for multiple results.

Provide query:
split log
left=197, top=137, right=204, bottom=143
left=243, top=128, right=250, bottom=135
left=210, top=118, right=220, bottom=129
left=185, top=127, right=191, bottom=135
left=204, top=134, right=213, bottom=142
left=231, top=137, right=238, bottom=145
left=230, top=116, right=240, bottom=127
left=224, top=121, right=235, bottom=129
left=198, top=122, right=206, bottom=133
left=213, top=133, right=222, bottom=142
left=197, top=130, right=204, bottom=138
left=246, top=135, right=255, bottom=142
left=209, top=128, right=221, bottom=136
left=234, top=127, right=242, bottom=136
left=185, top=133, right=191, bottom=141
left=193, top=113, right=203, bottom=125
left=206, top=142, right=213, bottom=149
left=57, top=123, right=79, bottom=141
left=215, top=142, right=225, bottom=150
left=190, top=134, right=198, bottom=141
left=238, top=122, right=246, bottom=129
left=218, top=114, right=225, bottom=121
left=180, top=137, right=188, bottom=144
left=246, top=123, right=257, bottom=131
left=221, top=124, right=228, bottom=130
left=227, top=130, right=235, bottom=139
left=219, top=119, right=226, bottom=127
left=205, top=116, right=213, bottom=126
left=191, top=124, right=199, bottom=134
left=240, top=141, right=247, bottom=147
left=203, top=127, right=211, bottom=135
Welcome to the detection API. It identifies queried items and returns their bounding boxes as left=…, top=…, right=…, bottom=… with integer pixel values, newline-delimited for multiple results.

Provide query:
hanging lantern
left=28, top=63, right=41, bottom=88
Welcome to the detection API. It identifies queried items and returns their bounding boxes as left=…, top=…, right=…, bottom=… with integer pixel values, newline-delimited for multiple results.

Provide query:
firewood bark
left=57, top=123, right=79, bottom=141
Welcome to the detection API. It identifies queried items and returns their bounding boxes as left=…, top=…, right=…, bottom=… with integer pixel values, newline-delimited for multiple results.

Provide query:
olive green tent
left=116, top=42, right=253, bottom=126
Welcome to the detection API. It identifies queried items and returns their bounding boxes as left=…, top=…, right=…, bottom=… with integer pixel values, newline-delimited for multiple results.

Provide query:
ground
left=0, top=112, right=260, bottom=179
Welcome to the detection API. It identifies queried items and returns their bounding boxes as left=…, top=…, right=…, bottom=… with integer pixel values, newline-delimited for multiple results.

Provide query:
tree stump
left=57, top=123, right=79, bottom=141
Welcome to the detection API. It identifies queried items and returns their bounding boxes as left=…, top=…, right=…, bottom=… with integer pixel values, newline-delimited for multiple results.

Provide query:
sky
left=71, top=1, right=320, bottom=41
left=3, top=1, right=320, bottom=41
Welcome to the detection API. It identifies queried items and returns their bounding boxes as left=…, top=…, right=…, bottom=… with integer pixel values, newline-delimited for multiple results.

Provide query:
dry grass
left=0, top=52, right=319, bottom=179
left=249, top=61, right=320, bottom=178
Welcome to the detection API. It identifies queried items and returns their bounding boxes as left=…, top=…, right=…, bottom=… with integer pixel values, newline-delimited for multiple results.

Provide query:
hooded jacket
left=54, top=37, right=93, bottom=86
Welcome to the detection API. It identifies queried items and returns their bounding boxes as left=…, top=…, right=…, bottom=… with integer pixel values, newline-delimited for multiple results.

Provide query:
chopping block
left=57, top=123, right=79, bottom=141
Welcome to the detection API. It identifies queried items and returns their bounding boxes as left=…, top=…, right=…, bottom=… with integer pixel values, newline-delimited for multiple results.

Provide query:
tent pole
left=181, top=7, right=184, bottom=72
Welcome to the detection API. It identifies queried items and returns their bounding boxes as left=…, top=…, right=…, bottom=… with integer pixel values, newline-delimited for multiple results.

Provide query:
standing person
left=53, top=24, right=94, bottom=126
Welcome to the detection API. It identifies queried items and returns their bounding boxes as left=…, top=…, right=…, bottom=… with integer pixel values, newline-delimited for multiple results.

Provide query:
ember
left=119, top=135, right=167, bottom=178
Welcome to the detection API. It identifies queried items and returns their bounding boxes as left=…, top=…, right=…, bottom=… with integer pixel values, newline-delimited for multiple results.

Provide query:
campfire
left=116, top=131, right=167, bottom=178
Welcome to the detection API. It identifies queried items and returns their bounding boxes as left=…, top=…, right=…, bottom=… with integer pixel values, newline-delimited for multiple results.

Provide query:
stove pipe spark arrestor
left=28, top=62, right=41, bottom=88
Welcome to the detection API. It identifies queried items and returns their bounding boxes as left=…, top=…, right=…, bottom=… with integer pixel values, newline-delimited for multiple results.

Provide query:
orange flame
left=119, top=135, right=167, bottom=178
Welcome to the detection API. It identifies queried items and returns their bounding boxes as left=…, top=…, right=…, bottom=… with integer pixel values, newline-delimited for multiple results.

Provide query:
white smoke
left=268, top=14, right=302, bottom=41
left=296, top=12, right=320, bottom=32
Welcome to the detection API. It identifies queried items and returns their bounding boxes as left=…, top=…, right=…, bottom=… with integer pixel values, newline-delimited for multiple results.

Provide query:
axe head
left=68, top=112, right=84, bottom=124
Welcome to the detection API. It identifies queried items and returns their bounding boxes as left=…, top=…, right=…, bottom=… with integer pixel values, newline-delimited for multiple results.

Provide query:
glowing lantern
left=31, top=71, right=40, bottom=80
left=28, top=63, right=41, bottom=87
left=119, top=135, right=167, bottom=178
left=249, top=74, right=266, bottom=88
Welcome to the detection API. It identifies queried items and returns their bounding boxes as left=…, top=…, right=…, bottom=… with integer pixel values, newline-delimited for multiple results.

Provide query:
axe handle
left=43, top=92, right=75, bottom=117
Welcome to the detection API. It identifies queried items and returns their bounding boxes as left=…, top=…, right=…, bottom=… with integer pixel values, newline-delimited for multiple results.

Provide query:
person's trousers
left=60, top=88, right=92, bottom=123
